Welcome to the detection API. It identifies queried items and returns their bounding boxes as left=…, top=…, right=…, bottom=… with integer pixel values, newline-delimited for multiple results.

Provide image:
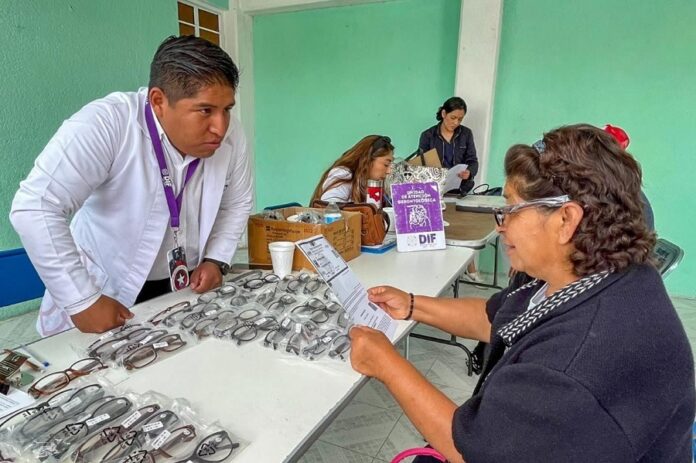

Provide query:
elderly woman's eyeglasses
left=492, top=195, right=570, bottom=226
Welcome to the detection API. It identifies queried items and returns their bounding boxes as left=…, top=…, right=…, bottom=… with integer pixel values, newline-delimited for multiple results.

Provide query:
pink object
left=603, top=124, right=630, bottom=149
left=390, top=447, right=447, bottom=463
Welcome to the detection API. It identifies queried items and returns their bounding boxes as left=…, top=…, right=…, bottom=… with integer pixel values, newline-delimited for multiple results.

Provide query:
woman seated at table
left=418, top=96, right=478, bottom=195
left=310, top=135, right=394, bottom=204
left=350, top=124, right=694, bottom=462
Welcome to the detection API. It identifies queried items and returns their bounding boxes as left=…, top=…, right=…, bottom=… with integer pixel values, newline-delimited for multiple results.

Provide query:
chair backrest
left=653, top=238, right=684, bottom=279
left=0, top=248, right=45, bottom=307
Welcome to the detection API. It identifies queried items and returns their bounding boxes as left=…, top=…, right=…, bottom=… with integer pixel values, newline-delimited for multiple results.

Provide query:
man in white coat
left=10, top=36, right=253, bottom=336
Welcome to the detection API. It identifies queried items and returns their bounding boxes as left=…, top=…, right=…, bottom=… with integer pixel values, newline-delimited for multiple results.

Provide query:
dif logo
left=419, top=233, right=437, bottom=245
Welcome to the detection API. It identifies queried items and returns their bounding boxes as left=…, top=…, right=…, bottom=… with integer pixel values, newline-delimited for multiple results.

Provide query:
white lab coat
left=10, top=88, right=253, bottom=336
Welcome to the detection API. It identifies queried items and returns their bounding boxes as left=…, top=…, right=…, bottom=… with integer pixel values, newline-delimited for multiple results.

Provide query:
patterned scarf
left=497, top=271, right=611, bottom=347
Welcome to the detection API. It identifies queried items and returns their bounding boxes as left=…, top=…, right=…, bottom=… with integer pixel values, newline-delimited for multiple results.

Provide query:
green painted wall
left=253, top=0, right=461, bottom=209
left=487, top=0, right=696, bottom=297
left=0, top=0, right=176, bottom=250
left=202, top=0, right=229, bottom=10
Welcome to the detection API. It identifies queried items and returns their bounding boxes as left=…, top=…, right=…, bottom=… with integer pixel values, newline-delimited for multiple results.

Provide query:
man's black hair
left=149, top=35, right=239, bottom=103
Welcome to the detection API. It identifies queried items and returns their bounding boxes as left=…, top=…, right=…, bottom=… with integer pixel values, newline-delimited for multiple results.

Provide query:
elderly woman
left=350, top=124, right=694, bottom=462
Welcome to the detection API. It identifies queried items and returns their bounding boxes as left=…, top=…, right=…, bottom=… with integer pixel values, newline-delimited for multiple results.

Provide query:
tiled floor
left=1, top=283, right=695, bottom=462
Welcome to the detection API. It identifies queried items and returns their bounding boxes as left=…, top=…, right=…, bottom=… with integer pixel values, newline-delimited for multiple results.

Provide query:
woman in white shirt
left=310, top=135, right=394, bottom=204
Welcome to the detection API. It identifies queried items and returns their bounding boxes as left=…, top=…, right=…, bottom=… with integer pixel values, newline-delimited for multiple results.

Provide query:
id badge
left=167, top=246, right=189, bottom=292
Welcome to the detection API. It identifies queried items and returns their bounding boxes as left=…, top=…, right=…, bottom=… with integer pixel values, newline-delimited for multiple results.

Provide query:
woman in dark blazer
left=418, top=96, right=478, bottom=195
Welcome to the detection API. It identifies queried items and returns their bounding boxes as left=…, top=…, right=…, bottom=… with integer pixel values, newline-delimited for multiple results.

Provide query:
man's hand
left=367, top=286, right=411, bottom=320
left=190, top=261, right=222, bottom=293
left=70, top=295, right=133, bottom=333
left=458, top=169, right=471, bottom=180
left=349, top=325, right=400, bottom=380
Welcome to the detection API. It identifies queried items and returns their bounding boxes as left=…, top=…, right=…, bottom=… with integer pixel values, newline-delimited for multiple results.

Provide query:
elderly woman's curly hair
left=504, top=124, right=655, bottom=276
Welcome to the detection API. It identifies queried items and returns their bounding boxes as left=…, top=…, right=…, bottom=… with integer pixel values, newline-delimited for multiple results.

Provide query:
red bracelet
left=404, top=293, right=415, bottom=320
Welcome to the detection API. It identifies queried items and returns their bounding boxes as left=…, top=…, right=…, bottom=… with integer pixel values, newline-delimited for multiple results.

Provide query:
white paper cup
left=268, top=241, right=295, bottom=279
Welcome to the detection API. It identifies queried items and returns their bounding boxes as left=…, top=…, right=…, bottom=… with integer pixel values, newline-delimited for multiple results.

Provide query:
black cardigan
left=453, top=264, right=694, bottom=462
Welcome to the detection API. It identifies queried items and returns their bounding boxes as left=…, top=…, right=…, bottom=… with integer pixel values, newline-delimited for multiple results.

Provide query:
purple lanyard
left=144, top=103, right=200, bottom=231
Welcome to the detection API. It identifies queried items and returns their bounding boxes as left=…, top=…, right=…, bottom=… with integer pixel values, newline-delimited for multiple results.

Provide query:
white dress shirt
left=11, top=88, right=253, bottom=335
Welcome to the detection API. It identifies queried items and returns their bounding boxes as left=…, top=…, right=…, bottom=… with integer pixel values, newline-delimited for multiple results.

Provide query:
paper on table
left=443, top=164, right=468, bottom=193
left=0, top=387, right=34, bottom=419
left=295, top=235, right=397, bottom=340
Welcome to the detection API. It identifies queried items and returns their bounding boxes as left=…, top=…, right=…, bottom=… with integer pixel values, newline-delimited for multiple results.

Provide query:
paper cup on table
left=269, top=241, right=295, bottom=279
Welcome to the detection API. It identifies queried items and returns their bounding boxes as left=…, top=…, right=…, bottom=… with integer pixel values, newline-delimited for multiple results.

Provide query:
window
left=177, top=1, right=221, bottom=45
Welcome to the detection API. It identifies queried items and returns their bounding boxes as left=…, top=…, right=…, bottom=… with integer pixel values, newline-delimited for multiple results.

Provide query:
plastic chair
left=653, top=238, right=684, bottom=279
left=263, top=202, right=302, bottom=211
left=0, top=248, right=45, bottom=307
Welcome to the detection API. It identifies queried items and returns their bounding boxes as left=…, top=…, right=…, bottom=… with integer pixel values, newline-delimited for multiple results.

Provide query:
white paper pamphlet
left=443, top=164, right=469, bottom=193
left=295, top=235, right=397, bottom=340
left=0, top=387, right=34, bottom=419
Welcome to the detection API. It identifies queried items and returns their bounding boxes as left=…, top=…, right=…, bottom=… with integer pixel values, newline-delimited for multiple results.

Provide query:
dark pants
left=134, top=278, right=172, bottom=304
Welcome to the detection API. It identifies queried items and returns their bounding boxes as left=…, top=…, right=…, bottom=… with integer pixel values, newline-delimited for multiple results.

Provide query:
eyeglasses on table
left=148, top=301, right=191, bottom=326
left=113, top=424, right=197, bottom=463
left=242, top=273, right=280, bottom=290
left=27, top=357, right=106, bottom=398
left=70, top=403, right=162, bottom=463
left=97, top=409, right=181, bottom=462
left=18, top=384, right=106, bottom=440
left=36, top=396, right=133, bottom=460
left=171, top=430, right=240, bottom=463
left=302, top=329, right=342, bottom=360
left=122, top=333, right=186, bottom=370
left=0, top=386, right=76, bottom=435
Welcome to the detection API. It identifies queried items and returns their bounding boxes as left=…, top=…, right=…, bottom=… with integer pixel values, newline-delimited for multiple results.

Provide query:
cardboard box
left=406, top=148, right=442, bottom=168
left=248, top=207, right=362, bottom=271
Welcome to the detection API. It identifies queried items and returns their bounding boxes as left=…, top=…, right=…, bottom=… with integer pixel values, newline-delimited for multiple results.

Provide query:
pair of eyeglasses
left=227, top=270, right=262, bottom=285
left=193, top=310, right=236, bottom=339
left=149, top=301, right=191, bottom=326
left=96, top=409, right=181, bottom=462
left=282, top=273, right=312, bottom=293
left=112, top=329, right=172, bottom=361
left=328, top=335, right=352, bottom=360
left=86, top=323, right=144, bottom=353
left=115, top=424, right=197, bottom=463
left=303, top=278, right=323, bottom=294
left=18, top=384, right=105, bottom=439
left=37, top=396, right=133, bottom=460
left=291, top=298, right=340, bottom=324
left=286, top=320, right=319, bottom=356
left=180, top=303, right=221, bottom=330
left=0, top=386, right=77, bottom=434
left=268, top=294, right=297, bottom=312
left=70, top=403, right=162, bottom=462
left=243, top=273, right=280, bottom=290
left=27, top=357, right=106, bottom=398
left=302, top=329, right=341, bottom=360
left=123, top=334, right=186, bottom=370
left=492, top=195, right=571, bottom=226
left=228, top=311, right=279, bottom=345
left=171, top=430, right=240, bottom=463
left=89, top=326, right=156, bottom=360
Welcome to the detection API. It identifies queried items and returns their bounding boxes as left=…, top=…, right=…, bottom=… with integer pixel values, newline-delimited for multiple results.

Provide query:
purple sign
left=390, top=182, right=445, bottom=252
